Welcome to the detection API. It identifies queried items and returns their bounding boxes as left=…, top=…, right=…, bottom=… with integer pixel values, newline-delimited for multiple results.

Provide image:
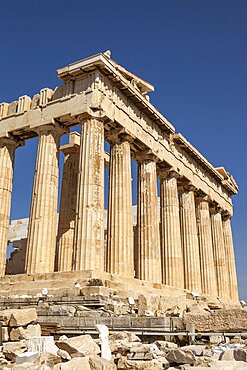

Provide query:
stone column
left=159, top=168, right=184, bottom=288
left=56, top=132, right=80, bottom=272
left=179, top=184, right=201, bottom=292
left=106, top=134, right=134, bottom=277
left=136, top=155, right=161, bottom=283
left=196, top=195, right=217, bottom=296
left=0, top=136, right=20, bottom=276
left=222, top=213, right=239, bottom=302
left=73, top=117, right=105, bottom=271
left=211, top=206, right=230, bottom=298
left=25, top=123, right=67, bottom=274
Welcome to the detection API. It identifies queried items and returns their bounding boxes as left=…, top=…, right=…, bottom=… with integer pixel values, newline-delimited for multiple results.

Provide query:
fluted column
left=222, top=213, right=239, bottom=302
left=136, top=156, right=161, bottom=283
left=179, top=184, right=201, bottom=292
left=159, top=168, right=184, bottom=288
left=106, top=134, right=134, bottom=277
left=56, top=132, right=80, bottom=272
left=25, top=123, right=66, bottom=274
left=211, top=206, right=229, bottom=298
left=0, top=136, right=20, bottom=276
left=73, top=117, right=104, bottom=271
left=196, top=195, right=217, bottom=296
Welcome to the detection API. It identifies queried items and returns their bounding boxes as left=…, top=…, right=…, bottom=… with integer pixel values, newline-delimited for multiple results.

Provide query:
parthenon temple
left=0, top=52, right=239, bottom=303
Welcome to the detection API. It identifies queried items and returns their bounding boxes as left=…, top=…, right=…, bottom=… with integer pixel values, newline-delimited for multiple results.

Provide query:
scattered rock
left=166, top=348, right=196, bottom=365
left=2, top=326, right=9, bottom=342
left=109, top=332, right=140, bottom=342
left=117, top=356, right=163, bottom=369
left=54, top=356, right=91, bottom=369
left=9, top=308, right=37, bottom=327
left=10, top=324, right=41, bottom=340
left=56, top=334, right=100, bottom=357
left=89, top=354, right=117, bottom=369
left=220, top=348, right=247, bottom=361
left=210, top=335, right=224, bottom=345
left=155, top=340, right=177, bottom=351
left=180, top=344, right=206, bottom=356
left=16, top=352, right=40, bottom=364
left=3, top=340, right=27, bottom=361
left=57, top=349, right=71, bottom=361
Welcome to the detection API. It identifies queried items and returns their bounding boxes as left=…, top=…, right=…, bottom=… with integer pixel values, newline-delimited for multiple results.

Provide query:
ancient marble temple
left=0, top=52, right=239, bottom=302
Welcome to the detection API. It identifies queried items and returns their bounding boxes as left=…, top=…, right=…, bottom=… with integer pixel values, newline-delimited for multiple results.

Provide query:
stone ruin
left=0, top=51, right=238, bottom=304
left=0, top=50, right=245, bottom=370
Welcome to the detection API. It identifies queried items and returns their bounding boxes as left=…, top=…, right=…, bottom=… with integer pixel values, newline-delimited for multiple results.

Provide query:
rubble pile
left=0, top=308, right=247, bottom=369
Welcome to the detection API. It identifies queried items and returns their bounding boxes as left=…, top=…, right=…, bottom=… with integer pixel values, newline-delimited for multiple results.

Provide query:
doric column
left=222, top=212, right=239, bottom=302
left=56, top=132, right=80, bottom=272
left=210, top=205, right=230, bottom=298
left=0, top=136, right=20, bottom=276
left=179, top=183, right=201, bottom=292
left=136, top=154, right=161, bottom=283
left=25, top=123, right=67, bottom=274
left=73, top=117, right=105, bottom=271
left=196, top=195, right=217, bottom=296
left=106, top=133, right=134, bottom=277
left=159, top=168, right=184, bottom=288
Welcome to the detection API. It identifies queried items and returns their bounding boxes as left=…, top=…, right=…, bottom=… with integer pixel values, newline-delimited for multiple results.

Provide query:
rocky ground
left=0, top=308, right=247, bottom=369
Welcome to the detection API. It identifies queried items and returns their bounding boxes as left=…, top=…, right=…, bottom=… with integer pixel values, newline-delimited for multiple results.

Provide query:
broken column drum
left=0, top=52, right=239, bottom=302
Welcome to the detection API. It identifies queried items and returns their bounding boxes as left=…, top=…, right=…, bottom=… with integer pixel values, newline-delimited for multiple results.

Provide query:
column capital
left=0, top=134, right=24, bottom=148
left=222, top=210, right=232, bottom=221
left=209, top=202, right=223, bottom=215
left=196, top=191, right=211, bottom=203
left=157, top=166, right=180, bottom=180
left=133, top=149, right=159, bottom=163
left=34, top=122, right=69, bottom=137
left=178, top=179, right=198, bottom=193
left=105, top=127, right=134, bottom=145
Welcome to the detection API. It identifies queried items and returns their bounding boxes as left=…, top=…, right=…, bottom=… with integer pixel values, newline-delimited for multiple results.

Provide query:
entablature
left=0, top=52, right=238, bottom=213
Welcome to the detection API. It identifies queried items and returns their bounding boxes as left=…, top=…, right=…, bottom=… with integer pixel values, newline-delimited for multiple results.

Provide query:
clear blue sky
left=1, top=0, right=246, bottom=299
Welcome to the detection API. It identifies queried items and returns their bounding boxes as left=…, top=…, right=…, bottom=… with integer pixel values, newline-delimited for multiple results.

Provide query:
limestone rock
left=9, top=308, right=37, bottom=327
left=152, top=357, right=170, bottom=369
left=89, top=354, right=117, bottom=369
left=231, top=336, right=242, bottom=344
left=109, top=331, right=140, bottom=342
left=12, top=364, right=42, bottom=370
left=10, top=324, right=41, bottom=340
left=56, top=334, right=100, bottom=357
left=215, top=361, right=247, bottom=369
left=210, top=335, right=224, bottom=345
left=165, top=348, right=196, bottom=365
left=3, top=340, right=27, bottom=361
left=2, top=326, right=9, bottom=342
left=53, top=356, right=91, bottom=370
left=36, top=352, right=61, bottom=366
left=57, top=349, right=71, bottom=361
left=16, top=352, right=40, bottom=364
left=109, top=340, right=131, bottom=355
left=0, top=309, right=15, bottom=325
left=220, top=348, right=247, bottom=361
left=155, top=340, right=177, bottom=351
left=117, top=356, right=163, bottom=369
left=180, top=344, right=207, bottom=356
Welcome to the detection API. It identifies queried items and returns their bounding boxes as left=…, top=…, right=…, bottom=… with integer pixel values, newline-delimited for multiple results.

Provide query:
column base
left=0, top=270, right=239, bottom=308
